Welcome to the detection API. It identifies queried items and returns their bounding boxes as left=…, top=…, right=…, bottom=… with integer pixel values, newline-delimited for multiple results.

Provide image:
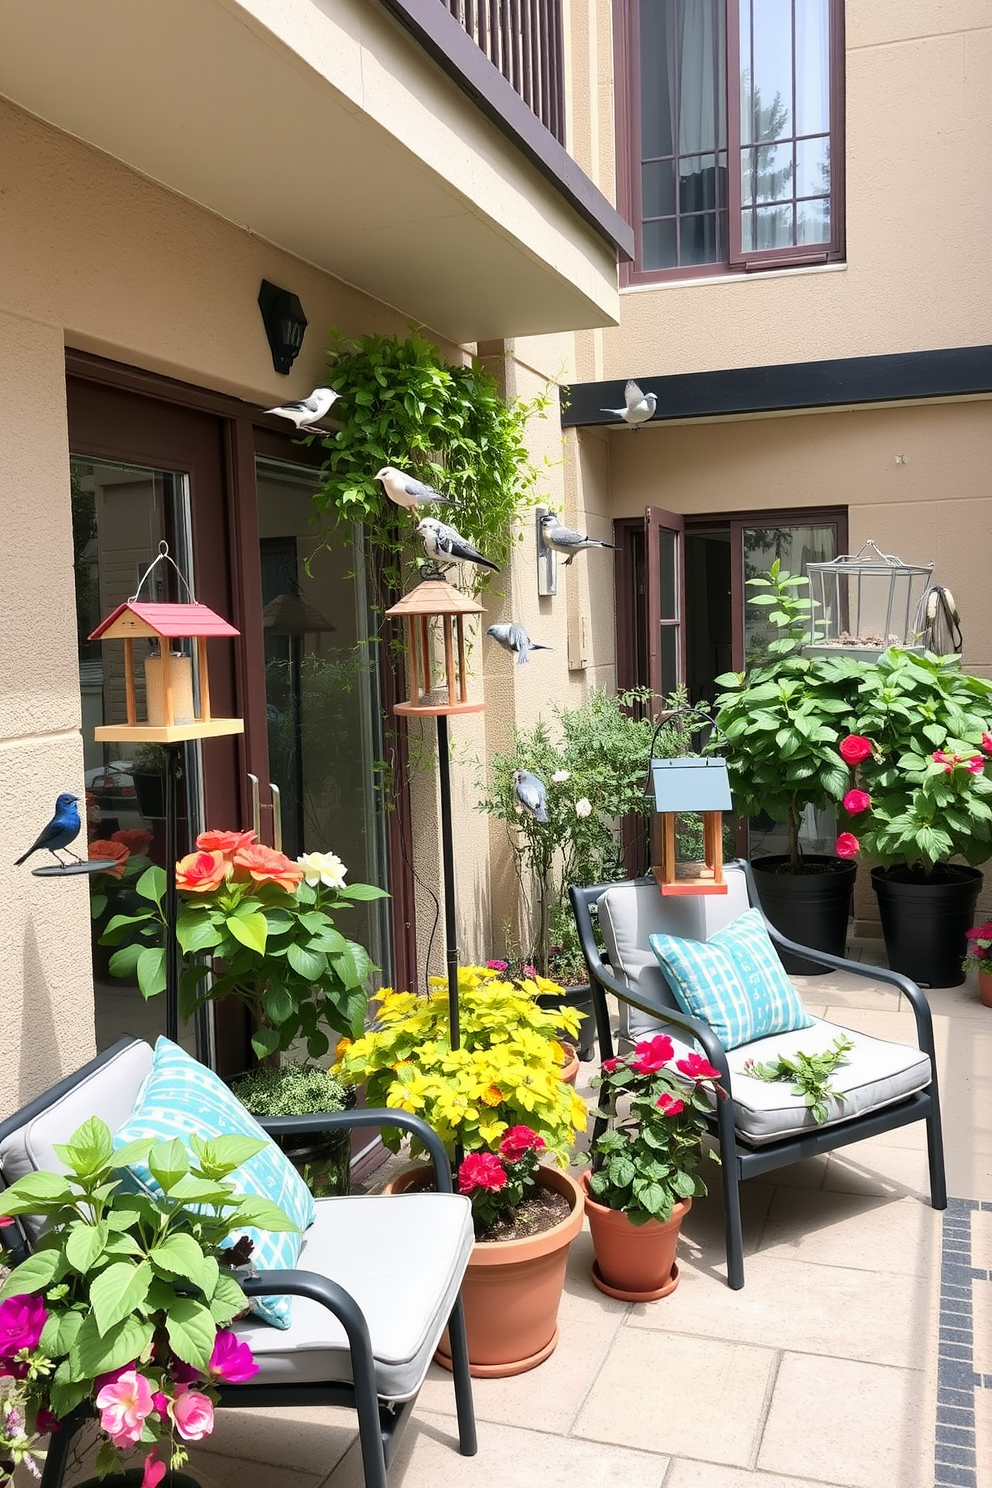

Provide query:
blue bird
left=15, top=793, right=82, bottom=866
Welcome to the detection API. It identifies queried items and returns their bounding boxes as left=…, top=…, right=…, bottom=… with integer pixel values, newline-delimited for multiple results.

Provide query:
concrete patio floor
left=66, top=946, right=992, bottom=1488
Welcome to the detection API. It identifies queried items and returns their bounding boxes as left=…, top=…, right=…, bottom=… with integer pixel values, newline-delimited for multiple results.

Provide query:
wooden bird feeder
left=88, top=600, right=244, bottom=743
left=385, top=575, right=484, bottom=716
left=650, top=757, right=732, bottom=896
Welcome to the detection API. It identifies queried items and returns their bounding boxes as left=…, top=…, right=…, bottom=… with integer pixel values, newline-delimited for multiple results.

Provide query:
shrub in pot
left=230, top=1062, right=354, bottom=1197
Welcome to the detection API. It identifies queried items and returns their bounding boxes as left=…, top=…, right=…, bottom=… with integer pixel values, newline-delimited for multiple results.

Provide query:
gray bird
left=539, top=512, right=617, bottom=566
left=486, top=623, right=552, bottom=665
left=600, top=380, right=657, bottom=429
left=512, top=769, right=548, bottom=824
left=375, top=466, right=454, bottom=511
left=417, top=517, right=500, bottom=573
left=263, top=386, right=340, bottom=431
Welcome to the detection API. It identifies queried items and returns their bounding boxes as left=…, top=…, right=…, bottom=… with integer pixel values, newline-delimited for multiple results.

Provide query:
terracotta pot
left=979, top=970, right=992, bottom=1008
left=386, top=1163, right=584, bottom=1377
left=580, top=1169, right=690, bottom=1302
left=558, top=1042, right=579, bottom=1086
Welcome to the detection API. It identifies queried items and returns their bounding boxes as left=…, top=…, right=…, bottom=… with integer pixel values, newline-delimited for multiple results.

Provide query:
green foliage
left=309, top=329, right=551, bottom=591
left=711, top=562, right=857, bottom=868
left=742, top=1033, right=855, bottom=1125
left=230, top=1062, right=349, bottom=1118
left=831, top=648, right=992, bottom=872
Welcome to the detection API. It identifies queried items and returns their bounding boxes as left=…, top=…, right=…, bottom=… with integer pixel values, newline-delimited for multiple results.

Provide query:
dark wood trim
left=562, top=345, right=992, bottom=427
left=378, top=0, right=633, bottom=259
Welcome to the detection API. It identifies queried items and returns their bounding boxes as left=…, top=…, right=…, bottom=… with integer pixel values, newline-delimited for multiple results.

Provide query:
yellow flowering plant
left=334, top=966, right=588, bottom=1163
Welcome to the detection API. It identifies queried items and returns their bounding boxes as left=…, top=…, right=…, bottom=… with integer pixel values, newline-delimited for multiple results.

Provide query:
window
left=615, top=0, right=844, bottom=283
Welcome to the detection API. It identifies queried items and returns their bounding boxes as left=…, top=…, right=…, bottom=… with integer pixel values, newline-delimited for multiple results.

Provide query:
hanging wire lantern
left=805, top=541, right=933, bottom=661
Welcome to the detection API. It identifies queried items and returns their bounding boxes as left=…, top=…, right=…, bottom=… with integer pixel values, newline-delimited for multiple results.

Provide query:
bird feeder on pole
left=650, top=757, right=733, bottom=896
left=386, top=575, right=485, bottom=717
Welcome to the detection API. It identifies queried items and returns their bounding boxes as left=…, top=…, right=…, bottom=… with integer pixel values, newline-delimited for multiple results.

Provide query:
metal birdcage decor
left=804, top=541, right=933, bottom=661
left=650, top=757, right=733, bottom=897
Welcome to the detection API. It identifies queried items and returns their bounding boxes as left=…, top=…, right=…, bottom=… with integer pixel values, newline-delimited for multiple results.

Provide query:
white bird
left=375, top=466, right=454, bottom=511
left=600, top=380, right=657, bottom=429
left=512, top=769, right=548, bottom=823
left=263, top=386, right=340, bottom=431
left=417, top=517, right=500, bottom=573
left=539, top=512, right=617, bottom=566
left=486, top=623, right=552, bottom=666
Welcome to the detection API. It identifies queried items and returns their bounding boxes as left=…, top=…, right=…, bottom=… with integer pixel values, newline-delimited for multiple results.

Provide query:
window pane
left=659, top=529, right=678, bottom=619
left=797, top=198, right=830, bottom=243
left=754, top=201, right=793, bottom=249
left=640, top=0, right=675, bottom=159
left=796, top=136, right=829, bottom=196
left=743, top=523, right=837, bottom=659
left=744, top=141, right=793, bottom=203
left=679, top=152, right=720, bottom=210
left=660, top=624, right=680, bottom=694
left=749, top=0, right=793, bottom=141
left=796, top=0, right=831, bottom=135
left=643, top=216, right=678, bottom=269
left=680, top=212, right=724, bottom=264
left=643, top=159, right=677, bottom=218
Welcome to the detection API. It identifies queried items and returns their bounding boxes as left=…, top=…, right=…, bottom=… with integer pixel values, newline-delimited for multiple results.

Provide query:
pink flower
left=843, top=789, right=871, bottom=815
left=168, top=1386, right=215, bottom=1442
left=933, top=750, right=957, bottom=773
left=95, top=1369, right=154, bottom=1449
left=835, top=832, right=859, bottom=858
left=600, top=1057, right=623, bottom=1073
left=141, top=1450, right=167, bottom=1488
left=839, top=735, right=872, bottom=765
left=676, top=1053, right=721, bottom=1082
left=522, top=965, right=537, bottom=978
left=457, top=1152, right=507, bottom=1194
left=485, top=959, right=508, bottom=971
left=151, top=1391, right=169, bottom=1418
left=0, top=1295, right=47, bottom=1356
left=983, top=732, right=992, bottom=755
left=499, top=1126, right=545, bottom=1162
left=630, top=1034, right=675, bottom=1074
left=965, top=757, right=985, bottom=773
left=208, top=1329, right=259, bottom=1384
left=656, top=1092, right=684, bottom=1116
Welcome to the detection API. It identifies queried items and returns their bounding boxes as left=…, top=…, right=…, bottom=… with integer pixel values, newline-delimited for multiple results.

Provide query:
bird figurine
left=375, top=466, right=454, bottom=511
left=511, top=769, right=548, bottom=824
left=600, top=380, right=657, bottom=430
left=486, top=623, right=552, bottom=665
left=15, top=793, right=82, bottom=866
left=416, top=517, right=500, bottom=573
left=262, top=387, right=340, bottom=432
left=539, top=512, right=617, bottom=566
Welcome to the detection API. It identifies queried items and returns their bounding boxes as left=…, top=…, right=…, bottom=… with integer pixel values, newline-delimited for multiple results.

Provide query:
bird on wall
left=511, top=769, right=549, bottom=824
left=417, top=517, right=500, bottom=573
left=486, top=623, right=552, bottom=665
left=375, top=466, right=455, bottom=511
left=600, top=380, right=657, bottom=429
left=15, top=793, right=82, bottom=866
left=262, top=386, right=340, bottom=431
left=539, top=512, right=617, bottom=566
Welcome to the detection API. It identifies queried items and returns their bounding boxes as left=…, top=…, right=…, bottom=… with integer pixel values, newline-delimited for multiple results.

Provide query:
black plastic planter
left=871, top=864, right=982, bottom=987
left=750, top=855, right=857, bottom=975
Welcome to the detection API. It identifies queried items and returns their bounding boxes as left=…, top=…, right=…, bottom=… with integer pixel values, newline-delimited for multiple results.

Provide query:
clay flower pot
left=979, top=970, right=992, bottom=1008
left=386, top=1163, right=584, bottom=1376
left=558, top=1041, right=580, bottom=1086
left=580, top=1169, right=690, bottom=1302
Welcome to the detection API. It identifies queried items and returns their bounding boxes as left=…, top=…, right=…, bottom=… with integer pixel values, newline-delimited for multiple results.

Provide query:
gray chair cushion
left=231, top=1191, right=475, bottom=1400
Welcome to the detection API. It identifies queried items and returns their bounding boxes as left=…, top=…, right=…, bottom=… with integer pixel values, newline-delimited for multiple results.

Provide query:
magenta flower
left=141, top=1450, right=167, bottom=1488
left=601, top=1056, right=623, bottom=1073
left=457, top=1152, right=507, bottom=1194
left=843, top=788, right=871, bottom=815
left=485, top=959, right=509, bottom=971
left=95, top=1369, right=154, bottom=1449
left=656, top=1092, right=684, bottom=1116
left=0, top=1295, right=47, bottom=1356
left=208, top=1329, right=259, bottom=1384
left=522, top=965, right=537, bottom=978
left=983, top=732, right=992, bottom=755
left=839, top=734, right=872, bottom=765
left=630, top=1034, right=675, bottom=1074
left=676, top=1052, right=721, bottom=1082
left=835, top=832, right=859, bottom=859
left=965, top=756, right=985, bottom=773
left=169, top=1386, right=215, bottom=1442
left=151, top=1391, right=169, bottom=1418
left=499, top=1126, right=545, bottom=1162
left=34, top=1406, right=59, bottom=1435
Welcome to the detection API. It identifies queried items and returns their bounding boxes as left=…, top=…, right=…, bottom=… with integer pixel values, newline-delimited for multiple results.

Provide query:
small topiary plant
left=231, top=1062, right=349, bottom=1117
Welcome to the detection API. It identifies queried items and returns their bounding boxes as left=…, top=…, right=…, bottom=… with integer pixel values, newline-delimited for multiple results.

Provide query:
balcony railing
left=441, top=0, right=565, bottom=144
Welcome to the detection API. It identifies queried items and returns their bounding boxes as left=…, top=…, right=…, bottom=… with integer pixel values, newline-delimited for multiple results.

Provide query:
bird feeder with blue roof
left=650, top=757, right=733, bottom=896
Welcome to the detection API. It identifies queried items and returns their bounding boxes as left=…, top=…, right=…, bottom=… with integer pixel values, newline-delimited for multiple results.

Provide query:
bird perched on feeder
left=486, top=623, right=552, bottom=665
left=262, top=386, right=340, bottom=432
left=417, top=517, right=500, bottom=573
left=600, top=380, right=657, bottom=430
left=375, top=466, right=455, bottom=512
left=511, top=769, right=549, bottom=824
left=539, top=512, right=617, bottom=566
left=14, top=793, right=82, bottom=866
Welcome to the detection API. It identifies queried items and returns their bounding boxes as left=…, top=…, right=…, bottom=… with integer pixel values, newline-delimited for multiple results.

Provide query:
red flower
left=835, top=832, right=859, bottom=859
left=110, top=827, right=154, bottom=856
left=839, top=735, right=872, bottom=765
left=965, top=757, right=985, bottom=774
left=842, top=789, right=871, bottom=815
left=232, top=843, right=304, bottom=892
left=457, top=1152, right=507, bottom=1194
left=676, top=1053, right=721, bottom=1081
left=601, top=1057, right=623, bottom=1074
left=656, top=1092, right=684, bottom=1116
left=499, top=1126, right=545, bottom=1161
left=88, top=839, right=130, bottom=880
left=196, top=829, right=257, bottom=854
left=982, top=732, right=992, bottom=755
left=630, top=1034, right=675, bottom=1074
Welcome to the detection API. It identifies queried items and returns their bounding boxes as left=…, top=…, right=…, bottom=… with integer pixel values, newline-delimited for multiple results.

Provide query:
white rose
left=574, top=798, right=592, bottom=818
left=297, top=850, right=348, bottom=888
left=551, top=769, right=571, bottom=783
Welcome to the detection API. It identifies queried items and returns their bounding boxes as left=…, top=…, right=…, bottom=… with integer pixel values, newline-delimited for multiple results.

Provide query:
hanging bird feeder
left=385, top=574, right=485, bottom=716
left=804, top=542, right=933, bottom=661
left=650, top=757, right=732, bottom=896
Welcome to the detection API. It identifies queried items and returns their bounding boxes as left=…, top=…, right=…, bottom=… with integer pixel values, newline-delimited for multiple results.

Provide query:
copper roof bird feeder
left=650, top=757, right=733, bottom=896
left=386, top=575, right=485, bottom=717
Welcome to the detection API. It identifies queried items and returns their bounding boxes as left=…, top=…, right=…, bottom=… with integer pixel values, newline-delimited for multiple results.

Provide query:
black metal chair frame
left=569, top=860, right=947, bottom=1290
left=0, top=1038, right=477, bottom=1488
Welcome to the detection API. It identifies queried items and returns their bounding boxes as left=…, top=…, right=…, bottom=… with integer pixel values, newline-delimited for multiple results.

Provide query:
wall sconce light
left=258, top=279, right=308, bottom=375
left=535, top=505, right=557, bottom=596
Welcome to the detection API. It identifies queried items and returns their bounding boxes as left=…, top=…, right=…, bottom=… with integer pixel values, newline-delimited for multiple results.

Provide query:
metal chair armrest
left=254, top=1108, right=453, bottom=1192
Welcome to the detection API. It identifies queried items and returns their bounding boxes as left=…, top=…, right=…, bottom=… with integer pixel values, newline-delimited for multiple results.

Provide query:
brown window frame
left=613, top=0, right=845, bottom=286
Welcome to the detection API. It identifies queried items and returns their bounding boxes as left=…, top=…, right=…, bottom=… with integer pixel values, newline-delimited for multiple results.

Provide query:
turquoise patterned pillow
left=649, top=908, right=813, bottom=1051
left=113, top=1037, right=315, bottom=1329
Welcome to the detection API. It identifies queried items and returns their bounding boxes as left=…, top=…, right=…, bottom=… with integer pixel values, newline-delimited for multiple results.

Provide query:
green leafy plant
left=741, top=1033, right=856, bottom=1125
left=230, top=1062, right=349, bottom=1118
left=588, top=1037, right=724, bottom=1225
left=829, top=649, right=992, bottom=872
left=0, top=1118, right=296, bottom=1482
left=711, top=562, right=857, bottom=869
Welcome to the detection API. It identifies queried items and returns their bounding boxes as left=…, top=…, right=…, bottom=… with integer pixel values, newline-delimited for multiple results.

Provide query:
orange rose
left=175, top=850, right=229, bottom=893
left=232, top=843, right=303, bottom=892
left=88, top=839, right=130, bottom=881
left=111, top=828, right=154, bottom=856
left=195, top=829, right=257, bottom=855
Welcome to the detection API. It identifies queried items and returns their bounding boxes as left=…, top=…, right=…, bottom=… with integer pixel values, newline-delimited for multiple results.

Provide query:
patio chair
left=569, top=860, right=946, bottom=1289
left=0, top=1036, right=477, bottom=1488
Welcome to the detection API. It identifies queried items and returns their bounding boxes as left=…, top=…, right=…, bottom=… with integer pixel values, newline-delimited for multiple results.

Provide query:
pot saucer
left=590, top=1259, right=680, bottom=1302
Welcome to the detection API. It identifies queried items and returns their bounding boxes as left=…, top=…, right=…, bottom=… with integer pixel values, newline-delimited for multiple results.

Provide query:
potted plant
left=828, top=647, right=992, bottom=986
left=0, top=1117, right=295, bottom=1487
left=229, top=1062, right=355, bottom=1197
left=335, top=965, right=588, bottom=1376
left=963, top=922, right=992, bottom=1007
left=582, top=1036, right=723, bottom=1301
left=711, top=562, right=859, bottom=971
